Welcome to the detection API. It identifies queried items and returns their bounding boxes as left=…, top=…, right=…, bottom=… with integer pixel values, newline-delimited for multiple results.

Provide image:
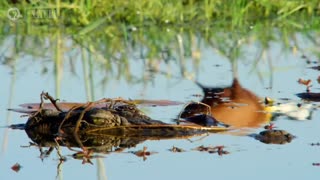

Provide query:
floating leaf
left=11, top=163, right=22, bottom=172
left=264, top=123, right=276, bottom=130
left=297, top=78, right=311, bottom=86
left=130, top=147, right=157, bottom=161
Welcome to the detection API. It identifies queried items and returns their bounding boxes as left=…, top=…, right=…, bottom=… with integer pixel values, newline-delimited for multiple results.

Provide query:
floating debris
left=297, top=78, right=312, bottom=92
left=71, top=149, right=103, bottom=165
left=193, top=145, right=215, bottom=152
left=301, top=54, right=315, bottom=64
left=11, top=163, right=22, bottom=172
left=310, top=142, right=320, bottom=146
left=264, top=123, right=276, bottom=130
left=169, top=146, right=185, bottom=153
left=191, top=94, right=203, bottom=98
left=193, top=145, right=230, bottom=156
left=298, top=78, right=312, bottom=87
left=130, top=147, right=158, bottom=161
left=39, top=147, right=54, bottom=161
left=309, top=66, right=320, bottom=70
left=312, top=163, right=320, bottom=166
left=209, top=146, right=230, bottom=156
left=253, top=129, right=295, bottom=144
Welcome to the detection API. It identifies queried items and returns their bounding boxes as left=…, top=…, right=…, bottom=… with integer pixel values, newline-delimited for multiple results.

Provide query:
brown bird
left=181, top=78, right=269, bottom=128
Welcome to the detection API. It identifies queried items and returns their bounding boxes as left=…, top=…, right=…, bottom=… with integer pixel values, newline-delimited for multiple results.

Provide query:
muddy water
left=1, top=35, right=320, bottom=180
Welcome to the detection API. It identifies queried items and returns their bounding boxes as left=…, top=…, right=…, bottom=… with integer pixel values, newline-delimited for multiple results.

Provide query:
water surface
left=1, top=32, right=320, bottom=180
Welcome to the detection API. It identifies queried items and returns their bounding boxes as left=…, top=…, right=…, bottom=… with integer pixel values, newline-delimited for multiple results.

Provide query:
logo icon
left=7, top=7, right=22, bottom=21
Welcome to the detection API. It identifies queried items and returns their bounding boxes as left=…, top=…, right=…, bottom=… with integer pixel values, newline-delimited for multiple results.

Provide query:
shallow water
left=1, top=33, right=320, bottom=180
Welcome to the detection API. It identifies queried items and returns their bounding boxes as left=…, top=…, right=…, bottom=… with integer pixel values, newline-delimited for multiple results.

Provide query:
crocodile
left=9, top=92, right=228, bottom=139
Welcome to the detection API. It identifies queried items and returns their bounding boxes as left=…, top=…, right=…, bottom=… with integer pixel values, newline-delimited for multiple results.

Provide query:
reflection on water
left=1, top=16, right=320, bottom=179
left=2, top=46, right=320, bottom=180
left=15, top=121, right=223, bottom=167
